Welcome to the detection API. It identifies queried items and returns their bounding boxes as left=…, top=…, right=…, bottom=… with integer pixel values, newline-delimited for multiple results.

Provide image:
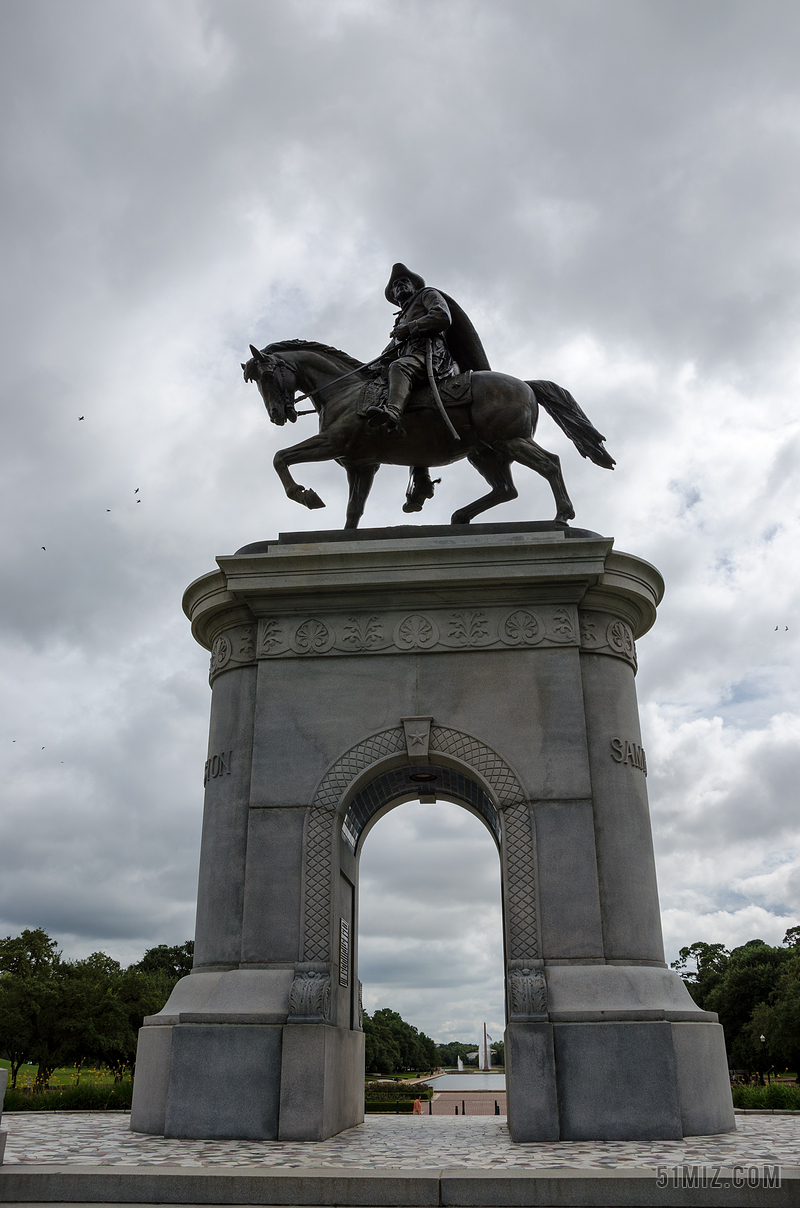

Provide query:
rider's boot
left=403, top=467, right=441, bottom=513
left=367, top=363, right=413, bottom=434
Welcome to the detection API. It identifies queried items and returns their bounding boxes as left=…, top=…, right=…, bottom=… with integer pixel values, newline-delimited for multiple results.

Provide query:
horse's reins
left=266, top=339, right=460, bottom=439
left=289, top=355, right=386, bottom=413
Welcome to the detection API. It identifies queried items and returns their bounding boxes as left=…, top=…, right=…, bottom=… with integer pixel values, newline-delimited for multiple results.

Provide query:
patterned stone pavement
left=2, top=1112, right=800, bottom=1169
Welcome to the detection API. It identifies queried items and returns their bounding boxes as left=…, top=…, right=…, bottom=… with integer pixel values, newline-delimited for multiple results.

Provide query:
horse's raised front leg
left=504, top=437, right=575, bottom=523
left=344, top=464, right=379, bottom=530
left=273, top=433, right=341, bottom=511
left=450, top=449, right=518, bottom=525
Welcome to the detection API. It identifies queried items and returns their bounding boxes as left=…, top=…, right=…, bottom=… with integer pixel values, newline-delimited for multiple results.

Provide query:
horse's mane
left=264, top=339, right=364, bottom=370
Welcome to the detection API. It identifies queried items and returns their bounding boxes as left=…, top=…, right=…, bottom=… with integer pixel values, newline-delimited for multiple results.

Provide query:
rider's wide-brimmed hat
left=385, top=263, right=426, bottom=302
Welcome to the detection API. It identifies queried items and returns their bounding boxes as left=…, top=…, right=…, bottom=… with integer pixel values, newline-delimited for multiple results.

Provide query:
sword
left=426, top=338, right=460, bottom=441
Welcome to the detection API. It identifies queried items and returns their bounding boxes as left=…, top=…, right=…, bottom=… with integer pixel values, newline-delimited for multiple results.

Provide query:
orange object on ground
left=412, top=1098, right=422, bottom=1114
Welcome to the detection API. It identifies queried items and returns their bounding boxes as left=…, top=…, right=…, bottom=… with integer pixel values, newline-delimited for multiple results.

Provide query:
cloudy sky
left=2, top=0, right=799, bottom=1045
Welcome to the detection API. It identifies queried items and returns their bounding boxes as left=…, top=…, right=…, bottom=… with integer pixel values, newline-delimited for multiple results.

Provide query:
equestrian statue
left=242, top=263, right=615, bottom=530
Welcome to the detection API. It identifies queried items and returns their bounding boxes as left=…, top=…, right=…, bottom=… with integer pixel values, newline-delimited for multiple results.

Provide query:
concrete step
left=1, top=1164, right=798, bottom=1206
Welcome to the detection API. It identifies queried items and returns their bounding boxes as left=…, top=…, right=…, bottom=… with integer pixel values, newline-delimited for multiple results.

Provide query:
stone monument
left=130, top=267, right=734, bottom=1141
left=130, top=522, right=735, bottom=1142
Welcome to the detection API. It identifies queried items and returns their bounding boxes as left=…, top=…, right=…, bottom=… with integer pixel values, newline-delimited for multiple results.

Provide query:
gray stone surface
left=580, top=652, right=665, bottom=963
left=239, top=520, right=605, bottom=550
left=554, top=1021, right=683, bottom=1141
left=3, top=1161, right=799, bottom=1207
left=193, top=665, right=258, bottom=970
left=241, top=807, right=305, bottom=964
left=278, top=1024, right=365, bottom=1141
left=145, top=969, right=295, bottom=1025
left=533, top=800, right=604, bottom=959
left=504, top=1023, right=559, bottom=1142
left=163, top=1025, right=283, bottom=1140
left=672, top=1021, right=736, bottom=1135
left=544, top=964, right=714, bottom=1021
left=129, top=1023, right=173, bottom=1135
left=131, top=529, right=730, bottom=1142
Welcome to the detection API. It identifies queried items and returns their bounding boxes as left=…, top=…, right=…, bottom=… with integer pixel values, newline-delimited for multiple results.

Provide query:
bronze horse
left=242, top=340, right=615, bottom=529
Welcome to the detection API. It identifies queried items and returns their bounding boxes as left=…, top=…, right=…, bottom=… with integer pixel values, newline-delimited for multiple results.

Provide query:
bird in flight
left=78, top=416, right=85, bottom=420
left=41, top=546, right=46, bottom=550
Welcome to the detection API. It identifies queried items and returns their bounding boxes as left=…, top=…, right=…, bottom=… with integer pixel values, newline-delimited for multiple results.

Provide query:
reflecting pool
left=424, top=1073, right=506, bottom=1091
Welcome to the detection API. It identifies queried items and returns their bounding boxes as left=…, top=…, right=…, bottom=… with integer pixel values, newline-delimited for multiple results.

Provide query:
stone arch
left=300, top=724, right=539, bottom=966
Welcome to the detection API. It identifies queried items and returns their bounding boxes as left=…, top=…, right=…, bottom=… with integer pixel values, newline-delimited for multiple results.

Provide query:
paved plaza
left=3, top=1111, right=800, bottom=1170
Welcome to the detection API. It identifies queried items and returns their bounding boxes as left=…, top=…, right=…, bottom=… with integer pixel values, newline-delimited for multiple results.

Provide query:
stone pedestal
left=130, top=521, right=735, bottom=1142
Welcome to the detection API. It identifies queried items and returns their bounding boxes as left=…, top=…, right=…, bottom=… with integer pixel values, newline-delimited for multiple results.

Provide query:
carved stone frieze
left=208, top=625, right=257, bottom=683
left=579, top=610, right=637, bottom=673
left=287, top=970, right=332, bottom=1022
left=508, top=964, right=548, bottom=1020
left=256, top=605, right=579, bottom=660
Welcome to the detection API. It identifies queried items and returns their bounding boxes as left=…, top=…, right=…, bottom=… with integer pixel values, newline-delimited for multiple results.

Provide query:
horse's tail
left=527, top=380, right=616, bottom=469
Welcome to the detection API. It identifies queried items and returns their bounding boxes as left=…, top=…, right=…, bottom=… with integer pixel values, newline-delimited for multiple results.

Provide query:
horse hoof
left=303, top=489, right=325, bottom=510
left=450, top=513, right=471, bottom=526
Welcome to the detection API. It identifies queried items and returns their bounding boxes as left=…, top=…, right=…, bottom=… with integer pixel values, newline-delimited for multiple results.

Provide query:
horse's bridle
left=258, top=355, right=298, bottom=420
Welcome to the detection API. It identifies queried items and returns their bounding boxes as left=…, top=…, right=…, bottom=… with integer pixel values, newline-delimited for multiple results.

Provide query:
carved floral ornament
left=252, top=606, right=578, bottom=660
left=508, top=964, right=548, bottom=1020
left=208, top=607, right=636, bottom=679
left=287, top=970, right=331, bottom=1021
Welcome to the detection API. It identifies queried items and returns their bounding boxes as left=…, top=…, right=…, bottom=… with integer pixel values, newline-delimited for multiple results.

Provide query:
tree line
left=673, top=926, right=800, bottom=1077
left=0, top=928, right=192, bottom=1088
left=363, top=1006, right=503, bottom=1073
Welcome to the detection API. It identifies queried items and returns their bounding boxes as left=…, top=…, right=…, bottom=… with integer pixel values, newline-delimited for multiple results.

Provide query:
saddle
left=356, top=370, right=473, bottom=419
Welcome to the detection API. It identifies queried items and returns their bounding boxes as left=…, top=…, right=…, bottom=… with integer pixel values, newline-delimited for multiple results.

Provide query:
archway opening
left=355, top=791, right=505, bottom=1074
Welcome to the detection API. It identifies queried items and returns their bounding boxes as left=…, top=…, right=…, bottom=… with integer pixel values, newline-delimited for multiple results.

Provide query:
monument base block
left=131, top=1015, right=365, bottom=1141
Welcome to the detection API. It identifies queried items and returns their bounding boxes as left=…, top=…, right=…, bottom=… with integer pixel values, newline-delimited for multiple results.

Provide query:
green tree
left=0, top=928, right=70, bottom=1087
left=363, top=1008, right=437, bottom=1074
left=0, top=930, right=194, bottom=1087
left=743, top=950, right=800, bottom=1081
left=131, top=941, right=194, bottom=979
left=671, top=941, right=730, bottom=1009
left=701, top=940, right=794, bottom=1070
left=0, top=974, right=35, bottom=1087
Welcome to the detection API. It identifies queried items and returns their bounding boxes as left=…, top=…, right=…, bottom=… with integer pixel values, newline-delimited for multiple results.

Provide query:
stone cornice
left=183, top=530, right=663, bottom=655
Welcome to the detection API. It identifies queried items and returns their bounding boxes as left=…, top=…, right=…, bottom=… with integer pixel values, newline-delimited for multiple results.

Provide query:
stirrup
left=403, top=476, right=441, bottom=513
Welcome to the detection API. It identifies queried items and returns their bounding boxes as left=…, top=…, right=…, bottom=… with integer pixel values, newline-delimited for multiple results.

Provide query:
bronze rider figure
left=366, top=263, right=490, bottom=435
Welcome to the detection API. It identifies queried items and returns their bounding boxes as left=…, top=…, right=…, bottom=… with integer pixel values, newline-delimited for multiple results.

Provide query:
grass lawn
left=0, top=1058, right=121, bottom=1089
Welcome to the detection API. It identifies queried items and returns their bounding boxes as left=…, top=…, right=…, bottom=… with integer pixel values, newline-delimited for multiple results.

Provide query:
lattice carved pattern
left=302, top=808, right=336, bottom=961
left=305, top=725, right=527, bottom=961
left=312, top=729, right=407, bottom=812
left=503, top=802, right=539, bottom=960
left=428, top=727, right=525, bottom=809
